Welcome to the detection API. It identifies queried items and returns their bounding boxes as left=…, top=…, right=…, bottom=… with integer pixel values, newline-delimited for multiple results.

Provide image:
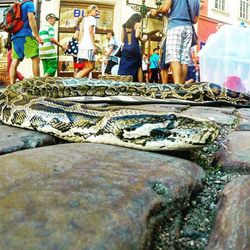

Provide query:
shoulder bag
left=186, top=0, right=198, bottom=47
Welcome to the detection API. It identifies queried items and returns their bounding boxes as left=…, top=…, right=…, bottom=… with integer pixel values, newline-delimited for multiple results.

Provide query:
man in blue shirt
left=10, top=0, right=43, bottom=85
left=150, top=0, right=200, bottom=84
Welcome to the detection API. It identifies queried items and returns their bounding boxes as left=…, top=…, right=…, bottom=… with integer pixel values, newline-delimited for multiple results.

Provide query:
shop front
left=58, top=0, right=116, bottom=77
left=0, top=0, right=165, bottom=82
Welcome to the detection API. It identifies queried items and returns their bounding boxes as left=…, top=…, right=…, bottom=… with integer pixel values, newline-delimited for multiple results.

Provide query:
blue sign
left=74, top=9, right=84, bottom=17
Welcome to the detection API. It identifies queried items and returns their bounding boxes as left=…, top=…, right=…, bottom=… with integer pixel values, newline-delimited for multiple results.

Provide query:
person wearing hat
left=39, top=13, right=66, bottom=76
left=9, top=0, right=43, bottom=85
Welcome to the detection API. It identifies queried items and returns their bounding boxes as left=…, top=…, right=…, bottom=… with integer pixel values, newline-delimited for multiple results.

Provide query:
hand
left=35, top=35, right=43, bottom=45
left=141, top=34, right=148, bottom=42
left=61, top=45, right=67, bottom=51
left=150, top=9, right=158, bottom=18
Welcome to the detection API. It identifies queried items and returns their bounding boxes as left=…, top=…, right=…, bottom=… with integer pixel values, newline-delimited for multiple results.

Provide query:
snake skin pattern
left=3, top=76, right=247, bottom=151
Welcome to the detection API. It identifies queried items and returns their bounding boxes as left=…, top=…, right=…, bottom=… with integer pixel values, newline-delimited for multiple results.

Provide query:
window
left=240, top=0, right=249, bottom=20
left=214, top=0, right=225, bottom=11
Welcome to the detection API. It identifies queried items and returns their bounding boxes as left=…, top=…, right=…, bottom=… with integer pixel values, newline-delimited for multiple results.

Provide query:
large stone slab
left=0, top=143, right=204, bottom=250
left=185, top=106, right=236, bottom=115
left=214, top=131, right=250, bottom=172
left=181, top=106, right=237, bottom=126
left=207, top=175, right=250, bottom=250
left=0, top=123, right=60, bottom=155
left=235, top=108, right=250, bottom=131
left=109, top=104, right=188, bottom=113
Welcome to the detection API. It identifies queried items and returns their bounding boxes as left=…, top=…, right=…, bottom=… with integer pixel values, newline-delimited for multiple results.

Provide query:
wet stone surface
left=181, top=106, right=237, bottom=126
left=0, top=103, right=249, bottom=249
left=0, top=143, right=204, bottom=250
left=207, top=175, right=250, bottom=250
left=235, top=108, right=250, bottom=131
left=0, top=122, right=61, bottom=155
left=214, top=131, right=250, bottom=173
left=151, top=170, right=241, bottom=250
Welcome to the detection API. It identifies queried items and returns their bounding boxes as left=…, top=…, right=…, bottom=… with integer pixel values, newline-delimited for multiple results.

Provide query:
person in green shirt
left=39, top=13, right=66, bottom=76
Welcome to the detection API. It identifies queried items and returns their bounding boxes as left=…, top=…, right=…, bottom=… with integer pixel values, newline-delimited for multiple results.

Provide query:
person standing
left=149, top=48, right=160, bottom=83
left=186, top=46, right=198, bottom=83
left=118, top=13, right=143, bottom=82
left=9, top=0, right=43, bottom=85
left=5, top=33, right=24, bottom=84
left=150, top=0, right=200, bottom=84
left=76, top=5, right=99, bottom=78
left=104, top=31, right=119, bottom=74
left=142, top=53, right=149, bottom=83
left=64, top=17, right=85, bottom=77
left=39, top=13, right=66, bottom=77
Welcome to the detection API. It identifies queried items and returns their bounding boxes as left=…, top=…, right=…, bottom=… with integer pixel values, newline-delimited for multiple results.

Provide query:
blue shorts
left=12, top=36, right=39, bottom=60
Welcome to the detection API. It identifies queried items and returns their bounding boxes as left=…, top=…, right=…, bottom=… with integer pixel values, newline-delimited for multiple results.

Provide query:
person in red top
left=5, top=34, right=24, bottom=84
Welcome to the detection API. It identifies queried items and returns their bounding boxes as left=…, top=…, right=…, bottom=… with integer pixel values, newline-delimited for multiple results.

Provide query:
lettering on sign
left=74, top=9, right=85, bottom=17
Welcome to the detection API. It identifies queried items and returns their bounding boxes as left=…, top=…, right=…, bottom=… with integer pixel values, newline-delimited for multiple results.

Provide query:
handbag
left=159, top=36, right=166, bottom=49
left=65, top=37, right=79, bottom=56
left=191, top=25, right=198, bottom=47
left=186, top=0, right=198, bottom=47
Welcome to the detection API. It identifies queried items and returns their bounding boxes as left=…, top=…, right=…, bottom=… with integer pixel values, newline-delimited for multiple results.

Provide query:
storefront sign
left=74, top=9, right=84, bottom=17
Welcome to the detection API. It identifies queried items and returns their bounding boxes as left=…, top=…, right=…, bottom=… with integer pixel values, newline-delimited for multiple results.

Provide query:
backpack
left=0, top=0, right=31, bottom=34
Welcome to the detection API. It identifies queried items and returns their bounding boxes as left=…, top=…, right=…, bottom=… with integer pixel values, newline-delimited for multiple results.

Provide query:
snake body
left=1, top=76, right=246, bottom=151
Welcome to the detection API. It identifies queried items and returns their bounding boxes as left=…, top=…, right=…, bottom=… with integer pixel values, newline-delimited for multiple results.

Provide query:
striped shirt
left=39, top=23, right=57, bottom=59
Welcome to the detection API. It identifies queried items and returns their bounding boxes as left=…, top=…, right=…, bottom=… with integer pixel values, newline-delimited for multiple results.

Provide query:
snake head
left=99, top=112, right=219, bottom=151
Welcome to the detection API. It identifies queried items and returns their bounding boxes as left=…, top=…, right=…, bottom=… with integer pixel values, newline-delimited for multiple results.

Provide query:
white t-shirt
left=108, top=37, right=119, bottom=57
left=79, top=16, right=96, bottom=50
left=142, top=57, right=149, bottom=71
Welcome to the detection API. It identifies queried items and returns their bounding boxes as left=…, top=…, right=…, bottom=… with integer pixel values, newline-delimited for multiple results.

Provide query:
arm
left=27, top=12, right=43, bottom=44
left=50, top=38, right=66, bottom=50
left=150, top=0, right=172, bottom=17
left=134, top=22, right=141, bottom=39
left=121, top=27, right=125, bottom=43
left=106, top=44, right=114, bottom=58
left=73, top=30, right=80, bottom=40
left=193, top=16, right=199, bottom=24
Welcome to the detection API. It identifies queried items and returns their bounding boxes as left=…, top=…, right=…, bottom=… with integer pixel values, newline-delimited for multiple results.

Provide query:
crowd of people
left=5, top=0, right=200, bottom=86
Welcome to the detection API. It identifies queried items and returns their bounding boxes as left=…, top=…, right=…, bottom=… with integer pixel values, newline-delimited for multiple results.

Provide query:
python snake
left=1, top=76, right=248, bottom=151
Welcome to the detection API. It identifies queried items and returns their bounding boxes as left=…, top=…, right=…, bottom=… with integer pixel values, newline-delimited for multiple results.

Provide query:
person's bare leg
left=171, top=61, right=183, bottom=84
left=137, top=68, right=143, bottom=82
left=181, top=64, right=188, bottom=84
left=161, top=69, right=169, bottom=84
left=31, top=56, right=40, bottom=76
left=75, top=61, right=95, bottom=78
left=145, top=72, right=149, bottom=83
left=73, top=68, right=80, bottom=77
left=9, top=58, right=20, bottom=85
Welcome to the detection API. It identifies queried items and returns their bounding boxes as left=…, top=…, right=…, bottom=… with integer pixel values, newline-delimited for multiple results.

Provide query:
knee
left=89, top=64, right=95, bottom=71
